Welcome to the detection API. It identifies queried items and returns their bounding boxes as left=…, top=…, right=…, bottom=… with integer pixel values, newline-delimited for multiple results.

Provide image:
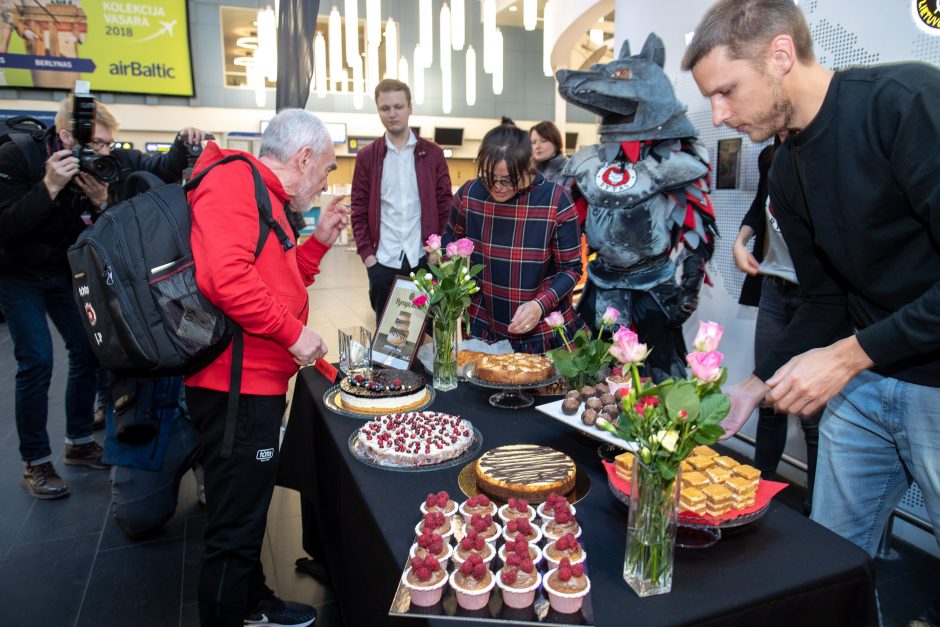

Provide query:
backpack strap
left=185, top=153, right=295, bottom=459
left=9, top=132, right=45, bottom=182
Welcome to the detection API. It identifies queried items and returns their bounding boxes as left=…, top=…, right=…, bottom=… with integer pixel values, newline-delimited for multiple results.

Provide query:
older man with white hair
left=186, top=108, right=348, bottom=627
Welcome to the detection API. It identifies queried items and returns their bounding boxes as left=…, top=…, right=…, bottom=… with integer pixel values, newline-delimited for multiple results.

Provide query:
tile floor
left=0, top=245, right=936, bottom=626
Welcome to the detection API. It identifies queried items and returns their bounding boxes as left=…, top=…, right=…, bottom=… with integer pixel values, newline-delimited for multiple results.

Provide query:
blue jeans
left=812, top=369, right=940, bottom=556
left=753, top=277, right=821, bottom=512
left=0, top=274, right=98, bottom=462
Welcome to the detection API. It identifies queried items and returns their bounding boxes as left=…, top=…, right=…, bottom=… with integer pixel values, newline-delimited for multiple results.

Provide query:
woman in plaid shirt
left=446, top=119, right=584, bottom=353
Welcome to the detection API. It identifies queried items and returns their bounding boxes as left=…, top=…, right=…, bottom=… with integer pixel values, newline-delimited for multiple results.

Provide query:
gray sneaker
left=64, top=441, right=109, bottom=469
left=22, top=462, right=70, bottom=499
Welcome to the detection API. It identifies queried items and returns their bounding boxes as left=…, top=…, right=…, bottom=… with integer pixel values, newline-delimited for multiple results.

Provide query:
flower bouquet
left=410, top=235, right=482, bottom=391
left=544, top=306, right=621, bottom=390
left=595, top=321, right=730, bottom=597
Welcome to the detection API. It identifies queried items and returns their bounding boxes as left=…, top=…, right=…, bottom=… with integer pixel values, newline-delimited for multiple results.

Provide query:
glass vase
left=432, top=316, right=458, bottom=391
left=623, top=459, right=679, bottom=597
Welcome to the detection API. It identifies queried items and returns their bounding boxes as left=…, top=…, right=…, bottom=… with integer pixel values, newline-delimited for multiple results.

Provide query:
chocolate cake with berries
left=355, top=411, right=475, bottom=467
left=338, top=368, right=429, bottom=413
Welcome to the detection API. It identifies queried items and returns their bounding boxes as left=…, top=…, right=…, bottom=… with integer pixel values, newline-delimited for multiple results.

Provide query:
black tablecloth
left=277, top=369, right=878, bottom=627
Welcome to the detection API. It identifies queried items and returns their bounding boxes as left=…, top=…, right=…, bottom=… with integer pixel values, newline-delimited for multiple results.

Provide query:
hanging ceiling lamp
left=523, top=0, right=536, bottom=31
left=482, top=0, right=496, bottom=74
left=451, top=0, right=464, bottom=50
left=465, top=45, right=476, bottom=106
left=419, top=0, right=433, bottom=68
left=344, top=0, right=360, bottom=68
left=413, top=44, right=425, bottom=104
left=384, top=18, right=398, bottom=79
left=352, top=57, right=364, bottom=109
left=328, top=6, right=342, bottom=90
left=440, top=3, right=452, bottom=114
left=256, top=6, right=277, bottom=82
left=314, top=31, right=327, bottom=97
left=398, top=55, right=409, bottom=85
left=366, top=0, right=381, bottom=48
left=492, top=28, right=503, bottom=95
left=542, top=0, right=554, bottom=77
left=367, top=45, right=379, bottom=93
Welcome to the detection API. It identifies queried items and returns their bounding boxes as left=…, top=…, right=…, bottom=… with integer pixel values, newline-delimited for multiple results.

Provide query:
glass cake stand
left=466, top=372, right=561, bottom=409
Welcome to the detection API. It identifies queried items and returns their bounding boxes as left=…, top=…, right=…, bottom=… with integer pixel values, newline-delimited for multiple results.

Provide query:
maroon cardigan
left=350, top=135, right=453, bottom=262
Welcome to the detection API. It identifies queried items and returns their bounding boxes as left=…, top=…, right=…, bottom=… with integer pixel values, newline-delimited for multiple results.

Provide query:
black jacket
left=763, top=63, right=940, bottom=387
left=0, top=132, right=189, bottom=279
left=738, top=143, right=775, bottom=307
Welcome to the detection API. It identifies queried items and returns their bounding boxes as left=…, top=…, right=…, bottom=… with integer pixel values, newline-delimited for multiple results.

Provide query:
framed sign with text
left=0, top=0, right=194, bottom=96
left=372, top=276, right=429, bottom=371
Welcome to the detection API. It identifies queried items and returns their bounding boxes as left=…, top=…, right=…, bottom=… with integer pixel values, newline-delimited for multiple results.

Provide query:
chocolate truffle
left=561, top=398, right=581, bottom=415
left=599, top=393, right=616, bottom=406
left=585, top=397, right=603, bottom=411
left=581, top=409, right=598, bottom=426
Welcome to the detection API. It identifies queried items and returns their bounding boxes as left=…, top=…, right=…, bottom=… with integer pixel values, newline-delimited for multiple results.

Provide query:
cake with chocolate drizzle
left=474, top=444, right=577, bottom=501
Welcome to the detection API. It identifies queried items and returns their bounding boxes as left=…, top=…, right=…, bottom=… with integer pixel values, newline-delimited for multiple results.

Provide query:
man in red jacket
left=186, top=109, right=348, bottom=627
left=351, top=79, right=453, bottom=323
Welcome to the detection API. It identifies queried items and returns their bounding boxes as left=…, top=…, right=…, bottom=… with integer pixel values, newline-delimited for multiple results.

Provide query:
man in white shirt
left=350, top=79, right=453, bottom=323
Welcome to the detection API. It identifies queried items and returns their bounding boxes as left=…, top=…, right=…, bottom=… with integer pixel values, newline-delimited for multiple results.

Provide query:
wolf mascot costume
left=557, top=33, right=717, bottom=381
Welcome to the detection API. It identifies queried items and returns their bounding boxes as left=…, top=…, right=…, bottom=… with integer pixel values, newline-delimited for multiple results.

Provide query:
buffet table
left=277, top=368, right=878, bottom=627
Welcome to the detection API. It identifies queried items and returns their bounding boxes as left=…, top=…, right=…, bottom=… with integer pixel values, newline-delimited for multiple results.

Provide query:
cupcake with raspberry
left=500, top=517, right=543, bottom=545
left=543, top=557, right=591, bottom=614
left=543, top=532, right=586, bottom=569
left=453, top=528, right=496, bottom=567
left=401, top=553, right=449, bottom=607
left=496, top=555, right=542, bottom=609
left=466, top=512, right=501, bottom=544
left=497, top=498, right=536, bottom=525
left=408, top=530, right=453, bottom=568
left=459, top=494, right=497, bottom=523
left=448, top=553, right=496, bottom=611
left=541, top=506, right=581, bottom=542
left=497, top=534, right=543, bottom=569
left=414, top=510, right=454, bottom=542
left=537, top=492, right=577, bottom=523
left=420, top=490, right=458, bottom=518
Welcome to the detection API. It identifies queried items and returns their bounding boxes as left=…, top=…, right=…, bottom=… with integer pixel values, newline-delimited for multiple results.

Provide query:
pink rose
left=445, top=241, right=459, bottom=258
left=455, top=238, right=474, bottom=259
left=693, top=321, right=724, bottom=353
left=544, top=311, right=565, bottom=328
left=602, top=307, right=620, bottom=325
left=412, top=294, right=428, bottom=307
left=609, top=332, right=650, bottom=364
left=613, top=326, right=638, bottom=345
left=425, top=234, right=442, bottom=252
left=686, top=350, right=724, bottom=382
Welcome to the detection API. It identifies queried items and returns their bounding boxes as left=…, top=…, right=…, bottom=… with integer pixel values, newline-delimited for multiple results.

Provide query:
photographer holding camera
left=0, top=94, right=207, bottom=500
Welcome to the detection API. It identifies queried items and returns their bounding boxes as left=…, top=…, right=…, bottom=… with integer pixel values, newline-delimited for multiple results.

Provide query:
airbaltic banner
left=0, top=0, right=194, bottom=96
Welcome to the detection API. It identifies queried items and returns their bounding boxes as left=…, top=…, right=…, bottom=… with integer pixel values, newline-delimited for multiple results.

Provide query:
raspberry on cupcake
left=537, top=492, right=577, bottom=523
left=497, top=534, right=543, bottom=569
left=408, top=530, right=453, bottom=568
left=497, top=497, right=536, bottom=525
left=543, top=557, right=591, bottom=614
left=467, top=512, right=501, bottom=543
left=543, top=532, right=585, bottom=569
left=496, top=554, right=542, bottom=609
left=401, top=553, right=449, bottom=607
left=541, top=506, right=582, bottom=542
left=414, top=510, right=454, bottom=541
left=453, top=528, right=496, bottom=567
left=500, top=517, right=543, bottom=545
left=448, top=553, right=496, bottom=611
left=459, top=494, right=497, bottom=523
left=420, top=490, right=458, bottom=518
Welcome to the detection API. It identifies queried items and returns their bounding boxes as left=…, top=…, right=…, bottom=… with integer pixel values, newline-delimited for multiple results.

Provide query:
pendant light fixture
left=384, top=18, right=398, bottom=79
left=398, top=55, right=409, bottom=85
left=328, top=6, right=342, bottom=90
left=440, top=3, right=452, bottom=114
left=482, top=0, right=495, bottom=74
left=523, top=0, right=536, bottom=31
left=465, top=45, right=476, bottom=106
left=492, top=28, right=503, bottom=95
left=451, top=0, right=464, bottom=50
left=542, top=0, right=554, bottom=77
left=314, top=31, right=327, bottom=97
left=344, top=0, right=360, bottom=68
left=413, top=44, right=425, bottom=104
left=419, top=0, right=433, bottom=68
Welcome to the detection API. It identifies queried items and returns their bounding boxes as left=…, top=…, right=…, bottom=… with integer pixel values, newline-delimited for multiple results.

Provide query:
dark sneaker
left=244, top=596, right=316, bottom=626
left=22, top=462, right=70, bottom=499
left=64, top=441, right=109, bottom=469
left=92, top=407, right=106, bottom=431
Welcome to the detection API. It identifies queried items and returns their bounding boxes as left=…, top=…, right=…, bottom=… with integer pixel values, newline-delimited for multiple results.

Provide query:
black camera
left=71, top=93, right=120, bottom=183
left=181, top=132, right=214, bottom=184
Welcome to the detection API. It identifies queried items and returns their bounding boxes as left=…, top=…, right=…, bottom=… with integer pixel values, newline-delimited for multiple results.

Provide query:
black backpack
left=67, top=154, right=295, bottom=455
left=0, top=115, right=50, bottom=181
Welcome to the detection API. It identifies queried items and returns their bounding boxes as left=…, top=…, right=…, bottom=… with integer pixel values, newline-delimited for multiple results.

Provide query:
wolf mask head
left=556, top=33, right=697, bottom=142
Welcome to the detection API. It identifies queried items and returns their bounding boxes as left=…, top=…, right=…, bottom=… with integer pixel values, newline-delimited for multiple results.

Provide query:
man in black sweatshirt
left=684, top=1, right=940, bottom=624
left=0, top=96, right=205, bottom=500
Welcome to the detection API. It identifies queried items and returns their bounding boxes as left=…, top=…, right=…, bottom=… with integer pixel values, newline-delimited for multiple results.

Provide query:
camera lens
left=81, top=154, right=121, bottom=183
